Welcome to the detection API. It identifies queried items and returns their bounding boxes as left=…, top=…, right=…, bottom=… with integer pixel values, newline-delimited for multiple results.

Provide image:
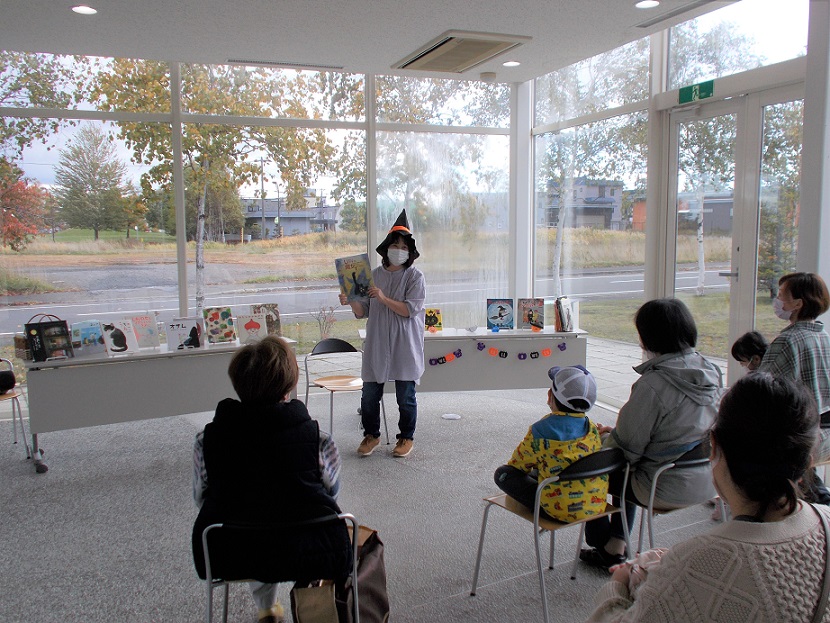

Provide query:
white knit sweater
left=586, top=502, right=830, bottom=623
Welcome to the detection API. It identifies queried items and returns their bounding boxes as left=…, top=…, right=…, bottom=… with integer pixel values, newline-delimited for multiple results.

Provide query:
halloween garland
left=428, top=340, right=568, bottom=366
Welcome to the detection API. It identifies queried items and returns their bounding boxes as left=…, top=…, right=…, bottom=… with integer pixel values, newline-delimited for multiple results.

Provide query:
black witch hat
left=376, top=209, right=420, bottom=260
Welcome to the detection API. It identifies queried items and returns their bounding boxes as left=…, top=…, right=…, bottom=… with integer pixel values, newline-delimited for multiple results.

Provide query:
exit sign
left=678, top=80, right=714, bottom=104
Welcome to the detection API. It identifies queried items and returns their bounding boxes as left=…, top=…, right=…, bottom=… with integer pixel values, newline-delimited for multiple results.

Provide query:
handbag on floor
left=291, top=580, right=339, bottom=623
left=337, top=525, right=390, bottom=623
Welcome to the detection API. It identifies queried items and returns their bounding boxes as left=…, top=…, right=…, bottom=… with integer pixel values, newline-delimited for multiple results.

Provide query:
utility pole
left=260, top=157, right=266, bottom=240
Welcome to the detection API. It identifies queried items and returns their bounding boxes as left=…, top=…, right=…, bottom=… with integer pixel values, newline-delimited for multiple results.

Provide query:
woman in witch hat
left=339, top=209, right=426, bottom=458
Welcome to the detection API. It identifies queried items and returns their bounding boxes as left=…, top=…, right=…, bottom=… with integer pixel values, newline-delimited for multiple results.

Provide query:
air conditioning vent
left=394, top=30, right=531, bottom=74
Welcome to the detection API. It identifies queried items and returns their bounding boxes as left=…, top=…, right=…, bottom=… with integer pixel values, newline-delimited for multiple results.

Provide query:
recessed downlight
left=635, top=0, right=660, bottom=8
left=502, top=60, right=521, bottom=67
left=72, top=5, right=98, bottom=15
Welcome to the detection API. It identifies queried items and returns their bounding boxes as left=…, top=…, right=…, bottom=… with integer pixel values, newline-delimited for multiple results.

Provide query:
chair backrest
left=556, top=447, right=627, bottom=481
left=310, top=338, right=360, bottom=356
left=202, top=512, right=356, bottom=584
left=670, top=440, right=710, bottom=469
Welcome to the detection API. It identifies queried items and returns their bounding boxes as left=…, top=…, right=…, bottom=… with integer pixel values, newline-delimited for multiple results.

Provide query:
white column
left=511, top=80, right=534, bottom=299
left=799, top=1, right=830, bottom=281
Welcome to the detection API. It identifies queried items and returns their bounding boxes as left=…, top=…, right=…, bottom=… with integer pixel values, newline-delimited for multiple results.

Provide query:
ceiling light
left=72, top=5, right=98, bottom=14
left=502, top=61, right=521, bottom=67
left=635, top=0, right=660, bottom=8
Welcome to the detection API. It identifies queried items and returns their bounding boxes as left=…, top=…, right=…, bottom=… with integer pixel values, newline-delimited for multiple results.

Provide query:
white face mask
left=387, top=249, right=409, bottom=266
left=772, top=297, right=793, bottom=321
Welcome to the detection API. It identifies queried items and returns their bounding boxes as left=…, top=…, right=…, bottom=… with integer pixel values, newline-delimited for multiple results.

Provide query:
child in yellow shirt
left=494, top=365, right=607, bottom=522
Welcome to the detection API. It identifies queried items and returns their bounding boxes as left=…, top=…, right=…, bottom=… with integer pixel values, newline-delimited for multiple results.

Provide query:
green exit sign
left=678, top=80, right=714, bottom=104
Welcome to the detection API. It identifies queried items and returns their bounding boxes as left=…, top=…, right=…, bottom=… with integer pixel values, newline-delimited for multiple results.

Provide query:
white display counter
left=359, top=327, right=587, bottom=392
left=24, top=339, right=296, bottom=472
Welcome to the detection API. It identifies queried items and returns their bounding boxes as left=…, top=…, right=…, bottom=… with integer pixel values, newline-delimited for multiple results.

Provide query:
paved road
left=0, top=263, right=730, bottom=338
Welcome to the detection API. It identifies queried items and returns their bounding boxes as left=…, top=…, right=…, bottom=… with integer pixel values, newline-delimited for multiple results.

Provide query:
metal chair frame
left=629, top=442, right=723, bottom=552
left=470, top=448, right=631, bottom=623
left=303, top=338, right=388, bottom=443
left=202, top=512, right=360, bottom=623
left=1, top=358, right=47, bottom=473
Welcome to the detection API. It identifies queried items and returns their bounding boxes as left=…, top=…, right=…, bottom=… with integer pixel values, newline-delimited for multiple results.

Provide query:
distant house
left=240, top=188, right=340, bottom=238
left=631, top=190, right=735, bottom=234
left=539, top=177, right=624, bottom=230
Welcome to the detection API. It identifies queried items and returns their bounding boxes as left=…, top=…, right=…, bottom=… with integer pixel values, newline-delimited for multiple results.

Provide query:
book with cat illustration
left=555, top=296, right=574, bottom=332
left=165, top=317, right=205, bottom=350
left=129, top=313, right=161, bottom=348
left=335, top=253, right=374, bottom=303
left=517, top=298, right=544, bottom=330
left=236, top=312, right=268, bottom=344
left=71, top=320, right=106, bottom=357
left=101, top=319, right=140, bottom=356
left=424, top=308, right=443, bottom=332
left=250, top=303, right=282, bottom=336
left=203, top=306, right=237, bottom=344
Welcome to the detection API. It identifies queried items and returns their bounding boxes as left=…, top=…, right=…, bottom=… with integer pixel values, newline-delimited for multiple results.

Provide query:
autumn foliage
left=1, top=158, right=47, bottom=251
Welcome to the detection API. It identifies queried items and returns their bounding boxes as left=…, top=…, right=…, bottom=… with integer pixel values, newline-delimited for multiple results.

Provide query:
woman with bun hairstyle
left=586, top=372, right=830, bottom=623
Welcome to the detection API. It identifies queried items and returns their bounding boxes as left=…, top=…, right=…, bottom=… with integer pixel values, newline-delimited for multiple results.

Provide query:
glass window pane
left=756, top=99, right=802, bottom=342
left=376, top=75, right=510, bottom=128
left=176, top=123, right=367, bottom=353
left=669, top=0, right=808, bottom=90
left=376, top=131, right=509, bottom=329
left=535, top=39, right=649, bottom=126
left=534, top=112, right=648, bottom=378
left=180, top=64, right=365, bottom=122
left=1, top=119, right=175, bottom=368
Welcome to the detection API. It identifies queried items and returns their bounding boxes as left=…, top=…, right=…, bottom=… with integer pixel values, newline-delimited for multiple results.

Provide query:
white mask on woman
left=387, top=249, right=409, bottom=266
left=772, top=297, right=793, bottom=321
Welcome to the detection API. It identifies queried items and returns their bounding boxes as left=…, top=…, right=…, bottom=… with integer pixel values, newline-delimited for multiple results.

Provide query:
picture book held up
left=203, top=306, right=237, bottom=344
left=424, top=308, right=443, bottom=333
left=165, top=317, right=205, bottom=350
left=250, top=303, right=282, bottom=336
left=517, top=298, right=544, bottom=330
left=129, top=313, right=161, bottom=348
left=335, top=253, right=374, bottom=302
left=101, top=319, right=140, bottom=355
left=236, top=312, right=268, bottom=344
left=486, top=298, right=514, bottom=330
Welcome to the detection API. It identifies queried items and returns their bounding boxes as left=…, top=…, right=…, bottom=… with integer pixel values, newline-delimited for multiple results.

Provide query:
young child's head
left=547, top=365, right=597, bottom=413
left=731, top=330, right=768, bottom=371
left=228, top=335, right=298, bottom=404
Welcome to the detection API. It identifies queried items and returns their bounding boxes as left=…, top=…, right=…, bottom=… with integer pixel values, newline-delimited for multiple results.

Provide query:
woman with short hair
left=586, top=372, right=830, bottom=623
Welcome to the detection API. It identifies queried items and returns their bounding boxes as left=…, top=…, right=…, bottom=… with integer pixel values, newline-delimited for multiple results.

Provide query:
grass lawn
left=49, top=229, right=176, bottom=243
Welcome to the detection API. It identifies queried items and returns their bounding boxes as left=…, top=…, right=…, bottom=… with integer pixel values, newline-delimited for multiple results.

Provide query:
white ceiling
left=2, top=0, right=735, bottom=84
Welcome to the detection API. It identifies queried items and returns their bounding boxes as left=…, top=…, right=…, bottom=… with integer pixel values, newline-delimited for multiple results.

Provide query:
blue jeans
left=361, top=380, right=417, bottom=439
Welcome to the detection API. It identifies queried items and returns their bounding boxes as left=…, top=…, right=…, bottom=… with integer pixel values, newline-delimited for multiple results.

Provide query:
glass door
left=667, top=87, right=803, bottom=385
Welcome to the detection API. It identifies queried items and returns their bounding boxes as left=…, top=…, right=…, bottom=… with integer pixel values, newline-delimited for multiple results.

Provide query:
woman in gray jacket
left=580, top=298, right=723, bottom=570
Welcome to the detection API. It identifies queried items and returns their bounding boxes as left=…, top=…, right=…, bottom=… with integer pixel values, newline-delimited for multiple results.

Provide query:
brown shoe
left=357, top=435, right=380, bottom=456
left=392, top=438, right=413, bottom=458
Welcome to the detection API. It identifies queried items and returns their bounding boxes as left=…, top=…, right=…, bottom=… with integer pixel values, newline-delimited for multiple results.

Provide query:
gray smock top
left=358, top=264, right=426, bottom=383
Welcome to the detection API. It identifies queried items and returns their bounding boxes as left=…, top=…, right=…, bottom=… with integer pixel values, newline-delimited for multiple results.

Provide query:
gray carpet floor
left=1, top=386, right=718, bottom=623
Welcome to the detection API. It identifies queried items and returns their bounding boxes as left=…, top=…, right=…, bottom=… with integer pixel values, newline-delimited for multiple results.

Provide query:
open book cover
left=101, top=319, right=141, bottom=355
left=165, top=317, right=205, bottom=350
left=236, top=312, right=268, bottom=344
left=250, top=303, right=281, bottom=336
left=425, top=308, right=443, bottom=332
left=71, top=320, right=106, bottom=356
left=486, top=298, right=514, bottom=330
left=517, top=298, right=545, bottom=330
left=335, top=253, right=374, bottom=302
left=555, top=296, right=574, bottom=332
left=203, top=306, right=237, bottom=344
left=129, top=313, right=161, bottom=348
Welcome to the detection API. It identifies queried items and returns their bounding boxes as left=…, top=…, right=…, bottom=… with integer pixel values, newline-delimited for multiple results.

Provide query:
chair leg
left=381, top=398, right=390, bottom=444
left=470, top=502, right=495, bottom=596
left=11, top=397, right=32, bottom=459
left=647, top=507, right=655, bottom=550
left=206, top=580, right=214, bottom=623
left=222, top=583, right=229, bottom=623
left=532, top=520, right=551, bottom=623
left=329, top=391, right=335, bottom=436
left=637, top=509, right=647, bottom=554
left=570, top=523, right=586, bottom=580
left=548, top=530, right=555, bottom=570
